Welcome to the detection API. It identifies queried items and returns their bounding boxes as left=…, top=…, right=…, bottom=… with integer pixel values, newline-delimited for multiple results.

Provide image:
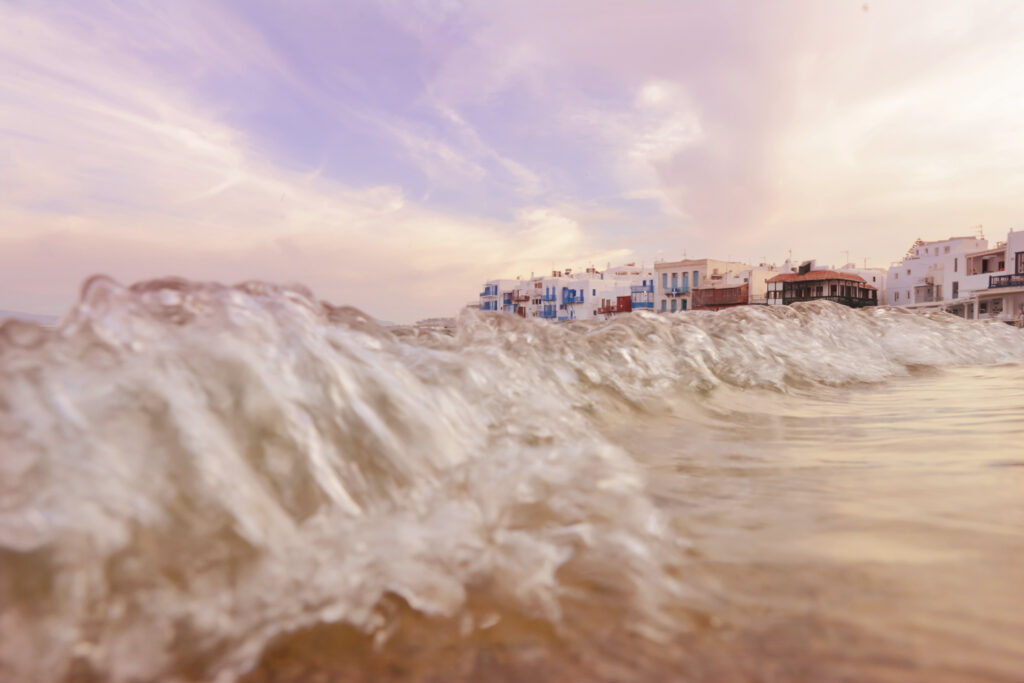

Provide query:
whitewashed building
left=883, top=229, right=1024, bottom=322
left=885, top=235, right=988, bottom=309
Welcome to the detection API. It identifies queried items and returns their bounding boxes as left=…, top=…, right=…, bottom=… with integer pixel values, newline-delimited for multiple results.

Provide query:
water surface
left=2, top=277, right=1023, bottom=682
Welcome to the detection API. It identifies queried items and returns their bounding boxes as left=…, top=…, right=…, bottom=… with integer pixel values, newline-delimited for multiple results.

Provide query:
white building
left=884, top=229, right=1024, bottom=322
left=606, top=263, right=656, bottom=314
left=479, top=278, right=527, bottom=314
left=477, top=264, right=653, bottom=322
left=885, top=235, right=987, bottom=309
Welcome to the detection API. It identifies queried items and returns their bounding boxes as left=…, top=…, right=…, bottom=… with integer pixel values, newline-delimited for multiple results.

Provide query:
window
left=681, top=299, right=687, bottom=311
left=592, top=289, right=596, bottom=296
left=954, top=258, right=958, bottom=273
left=662, top=273, right=668, bottom=289
left=952, top=282, right=959, bottom=298
left=661, top=300, right=667, bottom=312
left=682, top=273, right=688, bottom=288
left=895, top=291, right=899, bottom=301
left=907, top=269, right=911, bottom=275
left=945, top=246, right=950, bottom=254
left=671, top=299, right=677, bottom=312
left=895, top=272, right=898, bottom=279
left=1018, top=252, right=1024, bottom=274
left=693, top=271, right=699, bottom=287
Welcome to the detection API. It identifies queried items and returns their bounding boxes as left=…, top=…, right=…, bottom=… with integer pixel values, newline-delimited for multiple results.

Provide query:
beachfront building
left=654, top=258, right=752, bottom=313
left=885, top=235, right=988, bottom=311
left=691, top=265, right=780, bottom=311
left=835, top=264, right=888, bottom=303
left=480, top=278, right=527, bottom=314
left=767, top=261, right=878, bottom=307
left=606, top=264, right=655, bottom=313
left=968, top=230, right=1024, bottom=322
left=882, top=230, right=1024, bottom=321
left=476, top=264, right=655, bottom=322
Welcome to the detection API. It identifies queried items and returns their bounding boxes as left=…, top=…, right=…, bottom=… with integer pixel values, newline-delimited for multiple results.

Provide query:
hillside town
left=471, top=227, right=1024, bottom=325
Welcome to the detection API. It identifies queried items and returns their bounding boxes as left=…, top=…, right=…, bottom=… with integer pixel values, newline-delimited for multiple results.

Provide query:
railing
left=538, top=309, right=557, bottom=318
left=782, top=294, right=876, bottom=308
left=540, top=292, right=556, bottom=302
left=597, top=302, right=633, bottom=315
left=631, top=283, right=654, bottom=293
left=562, top=294, right=585, bottom=304
left=631, top=301, right=654, bottom=309
left=990, top=274, right=1024, bottom=288
left=511, top=294, right=530, bottom=303
left=664, top=286, right=689, bottom=296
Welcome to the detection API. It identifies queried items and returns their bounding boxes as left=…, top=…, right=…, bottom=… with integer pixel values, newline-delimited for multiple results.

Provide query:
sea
left=2, top=276, right=1024, bottom=682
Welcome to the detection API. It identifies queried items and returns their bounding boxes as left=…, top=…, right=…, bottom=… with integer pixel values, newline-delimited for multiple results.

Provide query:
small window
left=945, top=246, right=950, bottom=254
left=954, top=258, right=958, bottom=273
left=907, top=269, right=911, bottom=275
left=952, top=282, right=959, bottom=298
left=895, top=291, right=899, bottom=301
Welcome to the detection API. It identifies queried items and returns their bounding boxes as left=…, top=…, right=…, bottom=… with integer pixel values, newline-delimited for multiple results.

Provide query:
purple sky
left=3, top=1, right=1024, bottom=322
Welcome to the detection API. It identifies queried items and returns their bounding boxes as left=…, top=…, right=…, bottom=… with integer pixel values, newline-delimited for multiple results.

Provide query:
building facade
left=653, top=258, right=752, bottom=313
left=767, top=264, right=878, bottom=307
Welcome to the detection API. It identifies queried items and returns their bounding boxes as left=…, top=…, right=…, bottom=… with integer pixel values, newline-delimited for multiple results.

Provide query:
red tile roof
left=767, top=270, right=876, bottom=289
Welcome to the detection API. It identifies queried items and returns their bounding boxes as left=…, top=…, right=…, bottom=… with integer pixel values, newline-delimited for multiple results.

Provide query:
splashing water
left=3, top=277, right=1024, bottom=682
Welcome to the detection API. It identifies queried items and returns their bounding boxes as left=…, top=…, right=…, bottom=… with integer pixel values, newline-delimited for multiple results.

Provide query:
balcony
left=664, top=286, right=689, bottom=296
left=990, top=274, right=1024, bottom=288
left=913, top=285, right=942, bottom=304
left=631, top=301, right=654, bottom=309
left=538, top=308, right=557, bottom=319
left=631, top=283, right=654, bottom=293
left=511, top=293, right=530, bottom=303
left=781, top=294, right=877, bottom=308
left=693, top=284, right=748, bottom=308
left=540, top=292, right=557, bottom=302
left=597, top=298, right=633, bottom=315
left=562, top=293, right=585, bottom=304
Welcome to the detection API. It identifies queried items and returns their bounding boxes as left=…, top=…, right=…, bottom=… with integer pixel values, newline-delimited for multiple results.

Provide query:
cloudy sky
left=3, top=1, right=1024, bottom=322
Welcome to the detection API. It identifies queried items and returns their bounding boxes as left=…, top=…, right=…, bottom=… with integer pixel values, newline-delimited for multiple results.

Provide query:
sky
left=3, top=1, right=1024, bottom=322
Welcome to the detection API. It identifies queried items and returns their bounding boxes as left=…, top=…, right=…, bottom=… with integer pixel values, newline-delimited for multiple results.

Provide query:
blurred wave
left=2, top=276, right=1023, bottom=681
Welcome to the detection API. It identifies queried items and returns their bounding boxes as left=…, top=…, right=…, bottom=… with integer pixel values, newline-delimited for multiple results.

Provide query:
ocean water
left=2, top=276, right=1024, bottom=682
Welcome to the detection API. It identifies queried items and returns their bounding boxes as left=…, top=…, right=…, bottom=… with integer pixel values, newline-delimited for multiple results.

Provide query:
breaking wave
left=2, top=276, right=1023, bottom=682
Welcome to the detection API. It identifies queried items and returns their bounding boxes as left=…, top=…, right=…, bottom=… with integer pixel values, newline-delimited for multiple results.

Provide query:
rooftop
left=768, top=270, right=875, bottom=289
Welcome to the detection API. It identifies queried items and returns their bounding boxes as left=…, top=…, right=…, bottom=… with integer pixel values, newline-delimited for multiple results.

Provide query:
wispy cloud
left=4, top=0, right=1024, bottom=318
left=0, top=2, right=624, bottom=321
